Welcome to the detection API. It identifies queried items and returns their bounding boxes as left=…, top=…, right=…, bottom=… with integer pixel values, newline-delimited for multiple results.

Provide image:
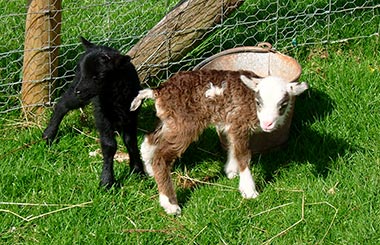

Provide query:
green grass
left=1, top=38, right=379, bottom=244
left=1, top=0, right=380, bottom=244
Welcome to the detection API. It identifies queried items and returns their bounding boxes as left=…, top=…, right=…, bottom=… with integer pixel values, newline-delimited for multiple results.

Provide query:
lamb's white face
left=255, top=77, right=291, bottom=132
left=240, top=75, right=309, bottom=133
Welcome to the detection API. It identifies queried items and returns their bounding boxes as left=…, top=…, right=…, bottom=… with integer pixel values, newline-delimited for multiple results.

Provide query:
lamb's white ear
left=287, top=82, right=309, bottom=96
left=240, top=75, right=260, bottom=92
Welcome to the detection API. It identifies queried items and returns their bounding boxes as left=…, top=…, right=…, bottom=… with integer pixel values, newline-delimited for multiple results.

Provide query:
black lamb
left=43, top=37, right=144, bottom=187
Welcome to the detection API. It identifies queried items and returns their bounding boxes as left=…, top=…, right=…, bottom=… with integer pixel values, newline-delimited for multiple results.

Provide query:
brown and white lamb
left=130, top=69, right=309, bottom=215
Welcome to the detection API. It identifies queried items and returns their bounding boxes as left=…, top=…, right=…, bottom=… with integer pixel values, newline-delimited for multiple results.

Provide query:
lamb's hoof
left=225, top=163, right=239, bottom=179
left=159, top=194, right=181, bottom=215
left=163, top=204, right=181, bottom=216
left=240, top=188, right=259, bottom=199
left=130, top=165, right=146, bottom=176
left=99, top=179, right=118, bottom=190
left=42, top=131, right=56, bottom=146
left=226, top=171, right=238, bottom=179
left=143, top=163, right=154, bottom=177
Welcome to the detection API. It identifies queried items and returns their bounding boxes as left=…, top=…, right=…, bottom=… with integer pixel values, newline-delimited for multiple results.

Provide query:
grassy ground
left=1, top=38, right=379, bottom=244
left=1, top=0, right=380, bottom=244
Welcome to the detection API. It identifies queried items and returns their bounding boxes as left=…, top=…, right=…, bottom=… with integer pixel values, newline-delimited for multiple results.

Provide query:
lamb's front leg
left=43, top=86, right=89, bottom=145
left=96, top=116, right=117, bottom=188
left=225, top=147, right=239, bottom=179
left=239, top=165, right=259, bottom=199
left=228, top=133, right=259, bottom=199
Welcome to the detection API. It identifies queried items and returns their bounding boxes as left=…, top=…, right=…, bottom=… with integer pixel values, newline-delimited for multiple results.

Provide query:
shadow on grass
left=256, top=87, right=357, bottom=183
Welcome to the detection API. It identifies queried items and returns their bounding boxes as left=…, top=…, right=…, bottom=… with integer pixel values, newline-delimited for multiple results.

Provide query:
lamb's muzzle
left=131, top=69, right=308, bottom=215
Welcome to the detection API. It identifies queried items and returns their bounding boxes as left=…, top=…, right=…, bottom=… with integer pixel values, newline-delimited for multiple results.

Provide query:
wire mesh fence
left=0, top=0, right=379, bottom=116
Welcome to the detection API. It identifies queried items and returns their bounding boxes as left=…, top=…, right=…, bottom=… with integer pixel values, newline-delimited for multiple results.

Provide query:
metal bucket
left=193, top=43, right=302, bottom=153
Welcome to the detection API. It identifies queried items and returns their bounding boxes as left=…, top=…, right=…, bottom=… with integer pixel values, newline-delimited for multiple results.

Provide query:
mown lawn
left=1, top=0, right=379, bottom=244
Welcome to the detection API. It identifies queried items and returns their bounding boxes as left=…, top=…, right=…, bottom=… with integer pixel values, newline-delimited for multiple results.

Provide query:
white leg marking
left=239, top=167, right=259, bottom=199
left=159, top=193, right=181, bottom=215
left=225, top=147, right=239, bottom=179
left=140, top=136, right=155, bottom=177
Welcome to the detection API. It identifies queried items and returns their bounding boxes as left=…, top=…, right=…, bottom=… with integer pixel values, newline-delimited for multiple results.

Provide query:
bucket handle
left=193, top=42, right=276, bottom=71
left=257, top=42, right=273, bottom=52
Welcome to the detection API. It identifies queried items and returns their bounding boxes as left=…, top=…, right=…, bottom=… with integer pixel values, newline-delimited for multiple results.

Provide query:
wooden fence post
left=21, top=0, right=61, bottom=121
left=20, top=0, right=242, bottom=120
left=127, top=0, right=244, bottom=83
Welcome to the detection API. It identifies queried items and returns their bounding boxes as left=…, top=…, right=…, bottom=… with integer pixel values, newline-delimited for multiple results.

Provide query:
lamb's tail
left=130, top=88, right=155, bottom=111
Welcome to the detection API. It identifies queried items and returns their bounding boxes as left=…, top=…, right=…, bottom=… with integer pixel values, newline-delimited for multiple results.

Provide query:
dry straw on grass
left=0, top=201, right=92, bottom=222
left=1, top=176, right=338, bottom=244
left=262, top=189, right=338, bottom=244
left=121, top=172, right=339, bottom=244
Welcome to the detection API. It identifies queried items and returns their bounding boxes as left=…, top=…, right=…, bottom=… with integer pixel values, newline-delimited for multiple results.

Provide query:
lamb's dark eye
left=255, top=99, right=262, bottom=108
left=279, top=102, right=288, bottom=115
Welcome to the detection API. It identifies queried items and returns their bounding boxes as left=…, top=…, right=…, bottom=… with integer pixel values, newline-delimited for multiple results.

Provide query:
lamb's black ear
left=114, top=54, right=131, bottom=67
left=123, top=55, right=131, bottom=62
left=80, top=36, right=95, bottom=49
left=119, top=54, right=131, bottom=63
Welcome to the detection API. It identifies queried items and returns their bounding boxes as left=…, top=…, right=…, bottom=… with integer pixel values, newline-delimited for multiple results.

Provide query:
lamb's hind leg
left=140, top=134, right=156, bottom=176
left=122, top=112, right=144, bottom=175
left=140, top=125, right=163, bottom=176
left=152, top=141, right=181, bottom=215
left=152, top=124, right=198, bottom=215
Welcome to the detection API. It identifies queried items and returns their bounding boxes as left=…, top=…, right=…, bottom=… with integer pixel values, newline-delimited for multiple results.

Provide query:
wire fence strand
left=0, top=0, right=379, bottom=115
